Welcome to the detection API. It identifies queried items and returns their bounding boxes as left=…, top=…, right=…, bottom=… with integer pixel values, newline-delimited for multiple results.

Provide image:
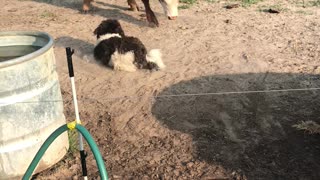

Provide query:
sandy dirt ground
left=2, top=0, right=320, bottom=179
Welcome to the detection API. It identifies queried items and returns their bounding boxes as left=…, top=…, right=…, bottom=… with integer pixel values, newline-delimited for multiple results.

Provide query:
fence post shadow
left=54, top=36, right=96, bottom=63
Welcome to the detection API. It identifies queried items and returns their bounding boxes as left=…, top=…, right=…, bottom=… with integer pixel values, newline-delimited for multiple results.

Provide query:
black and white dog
left=93, top=19, right=165, bottom=72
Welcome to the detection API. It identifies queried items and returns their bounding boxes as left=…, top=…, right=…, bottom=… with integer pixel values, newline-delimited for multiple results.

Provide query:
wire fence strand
left=1, top=87, right=320, bottom=105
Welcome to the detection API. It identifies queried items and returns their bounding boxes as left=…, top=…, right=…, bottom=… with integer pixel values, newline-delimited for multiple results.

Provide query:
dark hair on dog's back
left=93, top=19, right=165, bottom=72
left=93, top=19, right=125, bottom=39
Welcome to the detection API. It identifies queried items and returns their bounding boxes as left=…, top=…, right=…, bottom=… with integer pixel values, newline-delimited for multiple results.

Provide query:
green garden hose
left=22, top=123, right=108, bottom=180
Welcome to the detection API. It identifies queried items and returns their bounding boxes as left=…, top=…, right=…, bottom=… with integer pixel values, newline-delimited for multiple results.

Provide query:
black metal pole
left=66, top=47, right=88, bottom=179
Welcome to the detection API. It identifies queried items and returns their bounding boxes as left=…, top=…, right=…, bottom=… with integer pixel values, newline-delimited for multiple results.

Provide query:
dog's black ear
left=94, top=19, right=125, bottom=39
left=93, top=26, right=101, bottom=38
left=108, top=19, right=125, bottom=37
left=93, top=27, right=98, bottom=35
left=114, top=25, right=125, bottom=37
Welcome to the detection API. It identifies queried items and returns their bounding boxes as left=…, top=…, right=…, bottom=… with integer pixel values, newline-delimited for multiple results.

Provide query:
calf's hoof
left=147, top=15, right=159, bottom=27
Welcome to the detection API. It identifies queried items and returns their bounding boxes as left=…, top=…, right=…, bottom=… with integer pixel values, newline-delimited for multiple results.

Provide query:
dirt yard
left=2, top=0, right=320, bottom=179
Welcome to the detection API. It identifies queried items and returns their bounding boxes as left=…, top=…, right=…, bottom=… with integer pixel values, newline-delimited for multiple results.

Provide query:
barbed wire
left=1, top=87, right=320, bottom=105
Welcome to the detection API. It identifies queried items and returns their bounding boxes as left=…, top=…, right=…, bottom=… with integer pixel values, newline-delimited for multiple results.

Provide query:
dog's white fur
left=96, top=33, right=165, bottom=72
left=110, top=51, right=137, bottom=72
left=96, top=33, right=121, bottom=45
left=146, top=49, right=166, bottom=70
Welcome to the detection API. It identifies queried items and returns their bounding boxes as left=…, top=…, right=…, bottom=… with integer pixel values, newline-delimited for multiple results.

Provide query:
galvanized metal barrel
left=0, top=31, right=69, bottom=179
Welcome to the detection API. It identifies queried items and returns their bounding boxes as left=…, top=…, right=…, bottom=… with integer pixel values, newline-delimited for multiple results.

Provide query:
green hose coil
left=22, top=124, right=108, bottom=180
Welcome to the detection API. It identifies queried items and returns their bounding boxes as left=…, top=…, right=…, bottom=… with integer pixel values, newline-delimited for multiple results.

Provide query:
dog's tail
left=146, top=49, right=166, bottom=70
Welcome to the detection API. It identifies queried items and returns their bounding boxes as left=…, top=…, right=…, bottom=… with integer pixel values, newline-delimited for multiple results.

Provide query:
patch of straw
left=293, top=120, right=320, bottom=134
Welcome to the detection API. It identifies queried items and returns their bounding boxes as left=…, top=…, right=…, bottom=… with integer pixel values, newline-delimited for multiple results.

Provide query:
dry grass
left=293, top=121, right=320, bottom=134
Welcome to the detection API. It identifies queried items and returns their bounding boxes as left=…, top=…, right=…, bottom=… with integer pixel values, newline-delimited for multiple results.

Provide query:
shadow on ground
left=151, top=72, right=320, bottom=179
left=54, top=36, right=97, bottom=63
left=32, top=0, right=150, bottom=27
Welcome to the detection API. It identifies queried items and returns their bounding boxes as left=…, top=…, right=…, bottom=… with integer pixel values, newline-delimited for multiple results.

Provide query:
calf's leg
left=127, top=0, right=140, bottom=11
left=141, top=0, right=159, bottom=27
left=83, top=0, right=93, bottom=12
